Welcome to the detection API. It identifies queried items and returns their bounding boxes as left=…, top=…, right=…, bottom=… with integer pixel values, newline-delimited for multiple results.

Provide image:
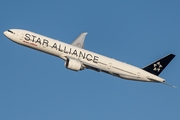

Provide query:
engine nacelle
left=65, top=58, right=84, bottom=71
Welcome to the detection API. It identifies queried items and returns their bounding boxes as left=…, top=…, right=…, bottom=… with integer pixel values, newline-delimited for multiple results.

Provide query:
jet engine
left=65, top=58, right=84, bottom=71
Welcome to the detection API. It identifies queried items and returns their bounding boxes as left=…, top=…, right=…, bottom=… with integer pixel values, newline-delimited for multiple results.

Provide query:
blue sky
left=1, top=0, right=180, bottom=120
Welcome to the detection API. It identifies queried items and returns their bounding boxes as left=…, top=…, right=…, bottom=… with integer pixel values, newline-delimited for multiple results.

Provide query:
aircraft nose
left=3, top=31, right=8, bottom=37
left=3, top=29, right=15, bottom=39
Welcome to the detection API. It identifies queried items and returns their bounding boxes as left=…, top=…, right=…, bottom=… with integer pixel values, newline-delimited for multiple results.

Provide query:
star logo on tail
left=153, top=62, right=163, bottom=72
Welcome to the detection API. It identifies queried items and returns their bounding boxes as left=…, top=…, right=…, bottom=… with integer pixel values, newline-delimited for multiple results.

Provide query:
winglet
left=71, top=32, right=88, bottom=48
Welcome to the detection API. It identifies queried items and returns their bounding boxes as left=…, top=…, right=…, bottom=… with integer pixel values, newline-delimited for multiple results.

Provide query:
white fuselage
left=4, top=29, right=165, bottom=83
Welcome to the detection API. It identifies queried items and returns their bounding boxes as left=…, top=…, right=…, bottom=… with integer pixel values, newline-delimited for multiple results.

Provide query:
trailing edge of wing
left=71, top=32, right=88, bottom=48
left=83, top=62, right=137, bottom=79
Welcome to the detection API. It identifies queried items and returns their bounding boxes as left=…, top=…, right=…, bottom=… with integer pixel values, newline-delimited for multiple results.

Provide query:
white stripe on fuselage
left=6, top=29, right=165, bottom=82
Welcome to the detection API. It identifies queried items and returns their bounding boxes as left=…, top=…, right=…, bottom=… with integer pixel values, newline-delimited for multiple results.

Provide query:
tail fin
left=143, top=54, right=175, bottom=76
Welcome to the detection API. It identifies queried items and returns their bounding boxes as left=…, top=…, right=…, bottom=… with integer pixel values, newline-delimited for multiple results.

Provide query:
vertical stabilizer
left=143, top=54, right=175, bottom=76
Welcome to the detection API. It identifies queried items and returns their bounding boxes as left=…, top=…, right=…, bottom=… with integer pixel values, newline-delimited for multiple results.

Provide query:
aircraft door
left=107, top=63, right=112, bottom=69
left=137, top=72, right=140, bottom=78
left=20, top=33, right=24, bottom=41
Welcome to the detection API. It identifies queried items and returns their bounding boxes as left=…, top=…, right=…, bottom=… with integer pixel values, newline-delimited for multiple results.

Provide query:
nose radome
left=3, top=30, right=14, bottom=40
left=3, top=31, right=8, bottom=36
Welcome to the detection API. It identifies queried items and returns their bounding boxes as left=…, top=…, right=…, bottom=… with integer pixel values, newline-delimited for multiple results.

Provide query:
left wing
left=71, top=32, right=88, bottom=48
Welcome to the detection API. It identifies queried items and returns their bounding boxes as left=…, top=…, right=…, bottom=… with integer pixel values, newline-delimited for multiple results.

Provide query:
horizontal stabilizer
left=162, top=82, right=177, bottom=88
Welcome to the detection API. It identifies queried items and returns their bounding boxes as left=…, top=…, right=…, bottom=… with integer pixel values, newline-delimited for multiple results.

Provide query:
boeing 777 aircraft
left=3, top=29, right=176, bottom=87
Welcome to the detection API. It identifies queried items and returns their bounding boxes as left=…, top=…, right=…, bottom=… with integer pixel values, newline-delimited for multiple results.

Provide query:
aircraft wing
left=83, top=62, right=137, bottom=79
left=71, top=32, right=88, bottom=48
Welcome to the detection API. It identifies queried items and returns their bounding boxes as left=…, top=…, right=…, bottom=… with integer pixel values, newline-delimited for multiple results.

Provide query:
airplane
left=3, top=29, right=176, bottom=87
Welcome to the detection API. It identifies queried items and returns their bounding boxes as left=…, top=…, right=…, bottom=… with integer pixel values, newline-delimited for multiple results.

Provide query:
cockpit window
left=8, top=30, right=14, bottom=34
